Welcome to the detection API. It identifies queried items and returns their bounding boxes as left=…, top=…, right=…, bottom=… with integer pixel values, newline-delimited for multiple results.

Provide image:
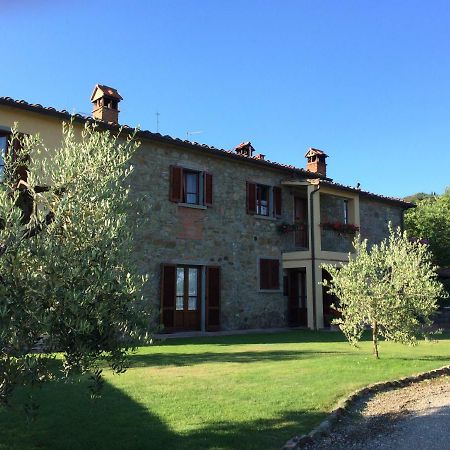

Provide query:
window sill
left=178, top=202, right=207, bottom=210
left=253, top=214, right=277, bottom=221
left=258, top=289, right=282, bottom=293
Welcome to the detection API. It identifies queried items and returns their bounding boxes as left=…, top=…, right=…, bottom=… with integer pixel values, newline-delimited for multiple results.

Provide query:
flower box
left=320, top=221, right=359, bottom=235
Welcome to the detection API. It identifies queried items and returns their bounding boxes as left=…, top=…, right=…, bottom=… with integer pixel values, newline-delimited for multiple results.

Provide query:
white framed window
left=343, top=199, right=349, bottom=224
left=0, top=133, right=8, bottom=182
left=256, top=184, right=271, bottom=216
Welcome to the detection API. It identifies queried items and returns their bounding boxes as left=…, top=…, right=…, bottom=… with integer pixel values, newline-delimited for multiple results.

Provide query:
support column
left=313, top=261, right=324, bottom=329
left=305, top=261, right=315, bottom=329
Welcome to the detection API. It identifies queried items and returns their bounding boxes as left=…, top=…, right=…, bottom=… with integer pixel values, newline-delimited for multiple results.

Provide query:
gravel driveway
left=306, top=377, right=450, bottom=450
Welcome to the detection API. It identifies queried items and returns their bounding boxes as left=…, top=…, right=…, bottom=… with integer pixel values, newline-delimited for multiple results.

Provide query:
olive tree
left=0, top=123, right=150, bottom=410
left=323, top=227, right=445, bottom=358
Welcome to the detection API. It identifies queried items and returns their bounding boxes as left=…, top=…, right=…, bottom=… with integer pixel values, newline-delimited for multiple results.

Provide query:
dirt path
left=306, top=377, right=450, bottom=450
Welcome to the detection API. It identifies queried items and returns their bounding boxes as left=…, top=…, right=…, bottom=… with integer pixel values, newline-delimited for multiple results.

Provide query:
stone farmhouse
left=0, top=85, right=413, bottom=333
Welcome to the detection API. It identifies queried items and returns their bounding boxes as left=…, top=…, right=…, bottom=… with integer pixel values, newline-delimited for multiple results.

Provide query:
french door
left=174, top=266, right=201, bottom=330
left=161, top=264, right=221, bottom=332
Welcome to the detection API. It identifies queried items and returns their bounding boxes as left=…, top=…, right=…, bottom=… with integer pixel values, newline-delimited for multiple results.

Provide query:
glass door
left=175, top=266, right=201, bottom=330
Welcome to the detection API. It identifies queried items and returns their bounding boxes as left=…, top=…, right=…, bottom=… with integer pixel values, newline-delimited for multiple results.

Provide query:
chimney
left=305, top=148, right=328, bottom=176
left=234, top=141, right=255, bottom=157
left=254, top=153, right=265, bottom=160
left=90, top=84, right=123, bottom=124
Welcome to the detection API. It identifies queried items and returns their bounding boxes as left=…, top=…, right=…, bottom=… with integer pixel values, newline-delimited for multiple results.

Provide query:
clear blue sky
left=3, top=0, right=450, bottom=198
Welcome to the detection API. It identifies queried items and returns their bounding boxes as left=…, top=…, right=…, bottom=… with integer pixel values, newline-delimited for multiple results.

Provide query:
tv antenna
left=156, top=112, right=160, bottom=133
left=186, top=130, right=204, bottom=140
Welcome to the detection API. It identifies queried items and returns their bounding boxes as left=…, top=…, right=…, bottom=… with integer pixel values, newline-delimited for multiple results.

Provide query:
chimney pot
left=234, top=141, right=255, bottom=158
left=304, top=147, right=328, bottom=176
left=90, top=84, right=123, bottom=124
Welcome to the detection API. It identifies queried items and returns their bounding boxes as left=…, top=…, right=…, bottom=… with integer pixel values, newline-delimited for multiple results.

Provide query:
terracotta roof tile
left=0, top=95, right=413, bottom=207
left=90, top=84, right=123, bottom=101
left=305, top=147, right=328, bottom=158
left=0, top=95, right=322, bottom=179
left=318, top=180, right=414, bottom=207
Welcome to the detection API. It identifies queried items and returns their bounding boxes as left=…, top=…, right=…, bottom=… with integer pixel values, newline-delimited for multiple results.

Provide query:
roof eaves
left=318, top=180, right=414, bottom=208
left=0, top=96, right=327, bottom=180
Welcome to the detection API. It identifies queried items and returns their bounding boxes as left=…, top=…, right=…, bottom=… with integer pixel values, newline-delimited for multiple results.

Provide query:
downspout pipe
left=310, top=185, right=320, bottom=331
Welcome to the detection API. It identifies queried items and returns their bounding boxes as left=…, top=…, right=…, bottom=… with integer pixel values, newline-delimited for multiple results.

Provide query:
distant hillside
left=403, top=192, right=436, bottom=204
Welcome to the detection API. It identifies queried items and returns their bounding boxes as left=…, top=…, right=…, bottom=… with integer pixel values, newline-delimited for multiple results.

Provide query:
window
left=176, top=266, right=199, bottom=311
left=343, top=199, right=349, bottom=224
left=247, top=182, right=282, bottom=217
left=169, top=166, right=213, bottom=207
left=259, top=258, right=280, bottom=290
left=256, top=184, right=270, bottom=216
left=184, top=170, right=200, bottom=205
left=0, top=132, right=27, bottom=184
left=0, top=133, right=7, bottom=182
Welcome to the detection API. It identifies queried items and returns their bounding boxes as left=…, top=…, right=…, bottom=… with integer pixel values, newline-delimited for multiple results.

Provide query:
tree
left=323, top=227, right=445, bottom=358
left=403, top=192, right=435, bottom=203
left=0, top=123, right=150, bottom=410
left=405, top=189, right=450, bottom=268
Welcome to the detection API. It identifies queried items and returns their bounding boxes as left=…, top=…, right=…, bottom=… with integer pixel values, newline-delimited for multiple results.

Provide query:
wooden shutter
left=169, top=166, right=183, bottom=202
left=160, top=264, right=176, bottom=329
left=260, top=258, right=280, bottom=290
left=206, top=266, right=221, bottom=331
left=287, top=270, right=299, bottom=325
left=271, top=259, right=280, bottom=289
left=260, top=259, right=270, bottom=289
left=273, top=186, right=282, bottom=218
left=204, top=172, right=213, bottom=206
left=246, top=182, right=256, bottom=214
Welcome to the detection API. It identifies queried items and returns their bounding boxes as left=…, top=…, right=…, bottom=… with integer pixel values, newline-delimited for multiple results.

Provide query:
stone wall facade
left=130, top=141, right=300, bottom=331
left=128, top=142, right=407, bottom=331
left=359, top=198, right=404, bottom=248
left=319, top=193, right=354, bottom=253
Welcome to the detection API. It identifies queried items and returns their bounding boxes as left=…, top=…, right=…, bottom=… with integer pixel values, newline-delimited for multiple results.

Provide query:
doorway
left=161, top=264, right=221, bottom=332
left=322, top=269, right=339, bottom=328
left=174, top=266, right=201, bottom=330
left=287, top=268, right=308, bottom=327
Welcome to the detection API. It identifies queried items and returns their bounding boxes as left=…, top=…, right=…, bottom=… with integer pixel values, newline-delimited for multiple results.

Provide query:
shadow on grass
left=157, top=329, right=354, bottom=346
left=0, top=378, right=325, bottom=450
left=157, top=329, right=450, bottom=348
left=184, top=409, right=327, bottom=450
left=128, top=349, right=352, bottom=368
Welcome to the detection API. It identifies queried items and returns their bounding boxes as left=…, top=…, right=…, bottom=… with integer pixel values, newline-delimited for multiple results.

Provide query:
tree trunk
left=372, top=321, right=379, bottom=359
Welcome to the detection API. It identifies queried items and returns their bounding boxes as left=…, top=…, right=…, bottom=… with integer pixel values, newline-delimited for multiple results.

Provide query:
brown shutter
left=260, top=258, right=280, bottom=290
left=161, top=264, right=176, bottom=329
left=246, top=182, right=256, bottom=214
left=287, top=270, right=299, bottom=325
left=273, top=186, right=282, bottom=218
left=169, top=166, right=183, bottom=202
left=204, top=172, right=213, bottom=206
left=260, top=259, right=270, bottom=289
left=206, top=266, right=221, bottom=331
left=271, top=259, right=280, bottom=289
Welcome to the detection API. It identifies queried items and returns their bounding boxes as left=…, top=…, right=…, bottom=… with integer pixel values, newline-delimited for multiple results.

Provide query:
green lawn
left=1, top=330, right=450, bottom=450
